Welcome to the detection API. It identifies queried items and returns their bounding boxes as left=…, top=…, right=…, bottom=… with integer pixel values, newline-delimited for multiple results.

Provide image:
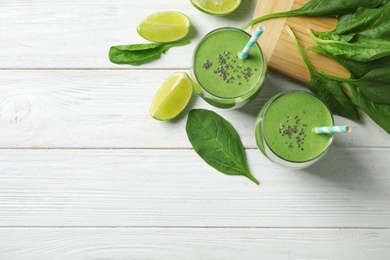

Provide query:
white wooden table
left=1, top=1, right=390, bottom=259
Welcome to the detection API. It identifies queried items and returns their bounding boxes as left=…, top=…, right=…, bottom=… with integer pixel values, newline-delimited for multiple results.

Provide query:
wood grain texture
left=0, top=149, right=389, bottom=227
left=252, top=0, right=350, bottom=82
left=0, top=228, right=389, bottom=259
left=0, top=70, right=388, bottom=149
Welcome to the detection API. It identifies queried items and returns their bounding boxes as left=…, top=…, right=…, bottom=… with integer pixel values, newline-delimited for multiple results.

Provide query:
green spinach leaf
left=313, top=31, right=354, bottom=42
left=380, top=0, right=390, bottom=8
left=343, top=83, right=390, bottom=134
left=186, top=109, right=259, bottom=185
left=308, top=30, right=390, bottom=62
left=316, top=51, right=390, bottom=78
left=306, top=74, right=360, bottom=120
left=336, top=4, right=390, bottom=40
left=109, top=40, right=190, bottom=65
left=323, top=68, right=390, bottom=105
left=242, top=0, right=384, bottom=30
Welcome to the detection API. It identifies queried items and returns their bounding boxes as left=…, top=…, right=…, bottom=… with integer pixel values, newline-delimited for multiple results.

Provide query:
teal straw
left=238, top=25, right=265, bottom=59
left=313, top=125, right=351, bottom=134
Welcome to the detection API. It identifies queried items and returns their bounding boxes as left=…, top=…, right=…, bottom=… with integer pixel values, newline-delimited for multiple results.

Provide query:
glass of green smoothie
left=190, top=27, right=267, bottom=109
left=255, top=91, right=334, bottom=168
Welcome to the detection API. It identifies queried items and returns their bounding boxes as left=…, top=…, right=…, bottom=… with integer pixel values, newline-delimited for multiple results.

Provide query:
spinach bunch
left=243, top=0, right=390, bottom=133
left=304, top=3, right=390, bottom=133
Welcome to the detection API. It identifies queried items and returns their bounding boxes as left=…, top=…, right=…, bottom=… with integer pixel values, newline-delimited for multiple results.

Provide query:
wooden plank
left=0, top=228, right=389, bottom=259
left=0, top=149, right=389, bottom=227
left=0, top=0, right=257, bottom=69
left=0, top=70, right=388, bottom=149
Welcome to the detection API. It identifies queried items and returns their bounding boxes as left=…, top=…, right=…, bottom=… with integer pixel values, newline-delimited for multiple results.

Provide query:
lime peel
left=137, top=11, right=191, bottom=43
left=150, top=72, right=193, bottom=121
left=190, top=0, right=242, bottom=16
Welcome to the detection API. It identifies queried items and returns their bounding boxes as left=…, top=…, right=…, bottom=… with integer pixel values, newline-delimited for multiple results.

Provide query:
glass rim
left=192, top=27, right=267, bottom=100
left=261, top=90, right=335, bottom=164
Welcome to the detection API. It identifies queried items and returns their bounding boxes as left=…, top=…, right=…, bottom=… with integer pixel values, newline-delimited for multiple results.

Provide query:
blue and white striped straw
left=238, top=25, right=265, bottom=59
left=312, top=125, right=351, bottom=134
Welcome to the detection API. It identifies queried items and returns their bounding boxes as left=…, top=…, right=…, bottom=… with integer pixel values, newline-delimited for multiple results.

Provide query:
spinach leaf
left=306, top=73, right=360, bottom=120
left=242, top=0, right=384, bottom=30
left=380, top=0, right=390, bottom=7
left=343, top=83, right=390, bottom=134
left=286, top=26, right=360, bottom=120
left=346, top=69, right=390, bottom=105
left=336, top=4, right=390, bottom=40
left=323, top=68, right=390, bottom=105
left=186, top=109, right=259, bottom=185
left=313, top=31, right=354, bottom=42
left=316, top=51, right=390, bottom=78
left=109, top=40, right=190, bottom=65
left=308, top=31, right=390, bottom=62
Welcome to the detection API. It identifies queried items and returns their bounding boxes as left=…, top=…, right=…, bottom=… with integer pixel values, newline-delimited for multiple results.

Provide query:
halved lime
left=190, top=0, right=242, bottom=16
left=137, top=11, right=191, bottom=43
left=150, top=72, right=193, bottom=121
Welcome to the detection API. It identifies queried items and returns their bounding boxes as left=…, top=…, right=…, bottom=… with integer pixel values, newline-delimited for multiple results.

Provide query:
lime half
left=190, top=0, right=242, bottom=16
left=137, top=11, right=191, bottom=43
left=150, top=72, right=193, bottom=121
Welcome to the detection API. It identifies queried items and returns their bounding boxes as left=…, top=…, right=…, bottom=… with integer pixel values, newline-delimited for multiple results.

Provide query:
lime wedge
left=137, top=11, right=191, bottom=43
left=150, top=72, right=193, bottom=121
left=190, top=0, right=242, bottom=16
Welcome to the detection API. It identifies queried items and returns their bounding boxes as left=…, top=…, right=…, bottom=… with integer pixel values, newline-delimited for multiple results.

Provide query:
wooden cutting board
left=252, top=0, right=350, bottom=82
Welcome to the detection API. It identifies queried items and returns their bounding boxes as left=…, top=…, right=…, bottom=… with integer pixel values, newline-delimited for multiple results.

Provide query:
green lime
left=190, top=0, right=242, bottom=16
left=137, top=11, right=191, bottom=43
left=150, top=72, right=193, bottom=121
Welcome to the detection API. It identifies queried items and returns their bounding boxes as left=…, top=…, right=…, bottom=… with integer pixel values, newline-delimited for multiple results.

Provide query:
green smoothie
left=191, top=27, right=266, bottom=108
left=255, top=91, right=334, bottom=166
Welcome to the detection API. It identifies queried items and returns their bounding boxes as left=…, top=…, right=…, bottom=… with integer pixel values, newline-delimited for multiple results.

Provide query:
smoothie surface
left=193, top=28, right=264, bottom=98
left=263, top=92, right=333, bottom=162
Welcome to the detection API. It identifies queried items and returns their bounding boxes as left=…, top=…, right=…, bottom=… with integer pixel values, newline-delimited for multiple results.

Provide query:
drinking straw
left=312, top=125, right=351, bottom=134
left=238, top=25, right=265, bottom=59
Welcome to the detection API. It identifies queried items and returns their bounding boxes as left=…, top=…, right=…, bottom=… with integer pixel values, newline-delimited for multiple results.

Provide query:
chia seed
left=202, top=60, right=213, bottom=70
